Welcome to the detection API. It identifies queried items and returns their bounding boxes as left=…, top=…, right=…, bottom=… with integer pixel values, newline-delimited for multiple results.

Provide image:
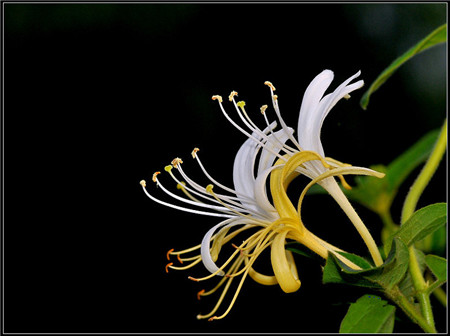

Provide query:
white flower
left=140, top=70, right=385, bottom=320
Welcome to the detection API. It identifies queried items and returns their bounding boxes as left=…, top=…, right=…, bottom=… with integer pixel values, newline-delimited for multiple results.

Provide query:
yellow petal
left=270, top=230, right=301, bottom=293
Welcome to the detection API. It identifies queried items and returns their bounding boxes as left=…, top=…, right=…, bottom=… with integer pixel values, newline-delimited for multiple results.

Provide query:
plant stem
left=400, top=119, right=447, bottom=332
left=386, top=285, right=437, bottom=333
left=401, top=120, right=447, bottom=222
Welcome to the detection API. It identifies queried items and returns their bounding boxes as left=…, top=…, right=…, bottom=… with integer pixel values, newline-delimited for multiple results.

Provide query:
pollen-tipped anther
left=264, top=81, right=276, bottom=91
left=228, top=91, right=238, bottom=101
left=152, top=172, right=160, bottom=182
left=140, top=180, right=146, bottom=187
left=165, top=262, right=173, bottom=273
left=191, top=147, right=200, bottom=158
left=212, top=95, right=223, bottom=103
left=188, top=276, right=199, bottom=282
left=171, top=158, right=183, bottom=168
left=197, top=289, right=205, bottom=300
left=260, top=105, right=268, bottom=114
left=164, top=165, right=173, bottom=173
left=166, top=248, right=174, bottom=260
left=206, top=184, right=214, bottom=193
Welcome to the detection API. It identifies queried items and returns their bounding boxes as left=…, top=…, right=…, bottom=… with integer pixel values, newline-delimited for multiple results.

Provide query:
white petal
left=257, top=127, right=294, bottom=176
left=200, top=218, right=253, bottom=275
left=297, top=69, right=334, bottom=151
left=233, top=123, right=276, bottom=215
left=297, top=70, right=363, bottom=158
left=253, top=164, right=283, bottom=217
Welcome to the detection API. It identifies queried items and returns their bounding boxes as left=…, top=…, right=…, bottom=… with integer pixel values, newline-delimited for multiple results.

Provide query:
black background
left=3, top=2, right=447, bottom=333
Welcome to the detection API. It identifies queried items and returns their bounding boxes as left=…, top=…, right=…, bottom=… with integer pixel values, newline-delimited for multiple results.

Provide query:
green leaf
left=385, top=203, right=447, bottom=252
left=335, top=251, right=374, bottom=271
left=322, top=239, right=409, bottom=290
left=322, top=252, right=381, bottom=289
left=385, top=129, right=440, bottom=195
left=339, top=295, right=396, bottom=333
left=425, top=254, right=447, bottom=282
left=368, top=238, right=409, bottom=289
left=360, top=24, right=447, bottom=109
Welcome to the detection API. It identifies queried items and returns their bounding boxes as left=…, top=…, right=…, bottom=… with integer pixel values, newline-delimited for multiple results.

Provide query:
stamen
left=168, top=258, right=202, bottom=270
left=191, top=147, right=200, bottom=158
left=208, top=255, right=254, bottom=321
left=264, top=81, right=276, bottom=91
left=207, top=184, right=266, bottom=223
left=212, top=95, right=223, bottom=103
left=196, top=257, right=244, bottom=320
left=197, top=289, right=205, bottom=300
left=171, top=158, right=183, bottom=168
left=260, top=105, right=268, bottom=114
left=165, top=262, right=173, bottom=273
left=228, top=91, right=238, bottom=101
left=152, top=172, right=160, bottom=182
left=166, top=248, right=174, bottom=260
left=141, top=182, right=234, bottom=218
left=140, top=180, right=146, bottom=187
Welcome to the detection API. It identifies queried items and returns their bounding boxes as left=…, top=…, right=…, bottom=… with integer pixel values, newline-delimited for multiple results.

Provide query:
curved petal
left=297, top=69, right=334, bottom=154
left=233, top=122, right=276, bottom=215
left=200, top=218, right=254, bottom=276
left=297, top=70, right=364, bottom=158
left=270, top=230, right=301, bottom=293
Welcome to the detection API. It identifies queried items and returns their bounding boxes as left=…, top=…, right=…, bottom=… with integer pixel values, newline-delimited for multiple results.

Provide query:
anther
left=177, top=254, right=183, bottom=264
left=236, top=101, right=246, bottom=109
left=344, top=94, right=351, bottom=100
left=171, top=158, right=183, bottom=168
left=208, top=316, right=217, bottom=322
left=164, top=165, right=173, bottom=172
left=212, top=95, right=223, bottom=103
left=140, top=180, right=147, bottom=187
left=197, top=289, right=205, bottom=300
left=152, top=172, right=161, bottom=182
left=206, top=184, right=214, bottom=193
left=188, top=276, right=199, bottom=282
left=273, top=94, right=278, bottom=100
left=228, top=91, right=238, bottom=101
left=166, top=248, right=174, bottom=260
left=191, top=147, right=200, bottom=158
left=260, top=105, right=268, bottom=114
left=264, top=81, right=276, bottom=91
left=165, top=262, right=173, bottom=273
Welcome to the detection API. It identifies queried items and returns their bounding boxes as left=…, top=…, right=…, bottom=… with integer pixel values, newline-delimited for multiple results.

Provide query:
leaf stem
left=431, top=287, right=447, bottom=307
left=400, top=119, right=447, bottom=332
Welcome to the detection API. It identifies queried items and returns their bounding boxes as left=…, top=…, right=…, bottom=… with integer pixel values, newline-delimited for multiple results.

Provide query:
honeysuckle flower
left=140, top=70, right=385, bottom=320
